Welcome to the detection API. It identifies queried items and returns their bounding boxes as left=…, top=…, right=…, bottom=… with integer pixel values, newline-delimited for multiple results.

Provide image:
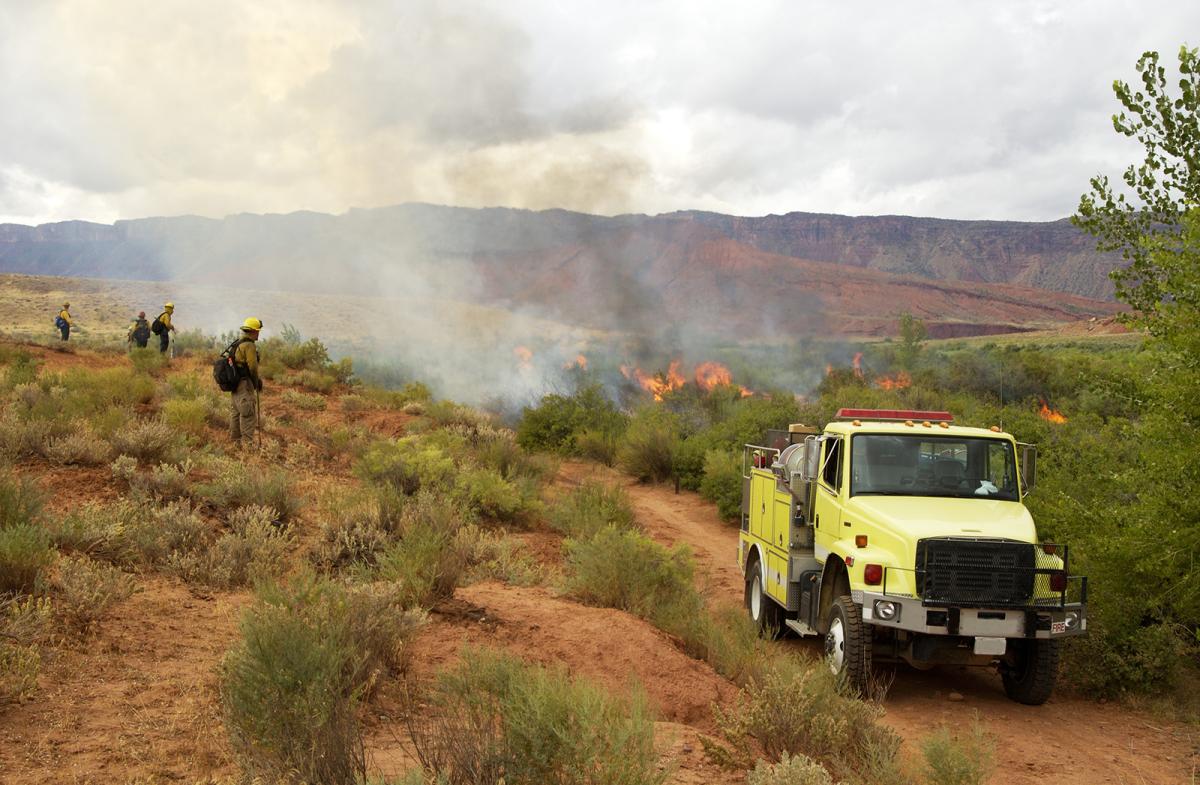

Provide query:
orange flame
left=694, top=361, right=732, bottom=391
left=513, top=345, right=533, bottom=371
left=852, top=352, right=864, bottom=379
left=564, top=354, right=588, bottom=370
left=825, top=363, right=833, bottom=377
left=1038, top=399, right=1067, bottom=424
left=622, top=360, right=686, bottom=401
left=875, top=371, right=912, bottom=391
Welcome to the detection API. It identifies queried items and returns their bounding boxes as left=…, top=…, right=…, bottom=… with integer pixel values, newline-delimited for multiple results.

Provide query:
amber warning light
left=835, top=408, right=954, bottom=422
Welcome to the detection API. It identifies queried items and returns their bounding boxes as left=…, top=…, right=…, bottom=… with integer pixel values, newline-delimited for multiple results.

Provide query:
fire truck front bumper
left=858, top=591, right=1087, bottom=639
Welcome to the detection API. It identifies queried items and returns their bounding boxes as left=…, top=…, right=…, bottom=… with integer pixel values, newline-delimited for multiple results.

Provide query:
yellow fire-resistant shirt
left=233, top=337, right=259, bottom=382
left=158, top=310, right=174, bottom=331
left=59, top=309, right=72, bottom=326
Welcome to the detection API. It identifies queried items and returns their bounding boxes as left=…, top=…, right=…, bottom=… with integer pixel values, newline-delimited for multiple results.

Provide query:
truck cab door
left=812, top=435, right=845, bottom=562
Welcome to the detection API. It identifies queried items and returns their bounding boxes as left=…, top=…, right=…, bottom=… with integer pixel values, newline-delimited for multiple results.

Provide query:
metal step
left=785, top=619, right=819, bottom=638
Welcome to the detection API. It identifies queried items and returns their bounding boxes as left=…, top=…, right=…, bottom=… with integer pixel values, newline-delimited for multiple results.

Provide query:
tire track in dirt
left=557, top=460, right=1198, bottom=785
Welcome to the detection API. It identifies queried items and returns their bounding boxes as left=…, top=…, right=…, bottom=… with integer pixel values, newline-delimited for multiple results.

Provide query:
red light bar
left=835, top=408, right=954, bottom=422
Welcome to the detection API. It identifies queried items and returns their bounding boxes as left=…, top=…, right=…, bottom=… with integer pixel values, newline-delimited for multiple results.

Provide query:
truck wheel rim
left=750, top=575, right=762, bottom=620
left=826, top=618, right=845, bottom=672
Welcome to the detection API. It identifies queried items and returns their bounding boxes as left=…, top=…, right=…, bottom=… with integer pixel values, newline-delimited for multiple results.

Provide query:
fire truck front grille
left=916, top=538, right=1035, bottom=607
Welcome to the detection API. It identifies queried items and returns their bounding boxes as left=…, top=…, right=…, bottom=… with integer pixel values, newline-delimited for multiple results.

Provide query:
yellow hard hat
left=62, top=301, right=70, bottom=308
left=241, top=317, right=263, bottom=331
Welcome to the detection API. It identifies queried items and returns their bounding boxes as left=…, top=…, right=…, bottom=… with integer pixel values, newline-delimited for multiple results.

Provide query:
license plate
left=1051, top=621, right=1067, bottom=634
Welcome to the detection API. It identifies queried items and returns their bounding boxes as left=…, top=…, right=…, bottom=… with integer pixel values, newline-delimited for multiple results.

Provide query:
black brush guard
left=882, top=538, right=1086, bottom=610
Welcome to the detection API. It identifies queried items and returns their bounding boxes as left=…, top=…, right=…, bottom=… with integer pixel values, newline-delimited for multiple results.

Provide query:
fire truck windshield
left=850, top=434, right=1019, bottom=500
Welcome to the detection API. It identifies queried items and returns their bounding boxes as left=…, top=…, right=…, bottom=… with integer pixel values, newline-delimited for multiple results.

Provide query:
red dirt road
left=557, top=460, right=1198, bottom=785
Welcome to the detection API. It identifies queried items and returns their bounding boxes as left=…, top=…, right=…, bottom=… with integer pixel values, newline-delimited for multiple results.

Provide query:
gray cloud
left=1, top=0, right=1198, bottom=224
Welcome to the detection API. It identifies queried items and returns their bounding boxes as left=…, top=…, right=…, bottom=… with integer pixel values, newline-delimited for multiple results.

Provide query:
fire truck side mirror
left=1019, top=443, right=1037, bottom=497
left=803, top=436, right=822, bottom=481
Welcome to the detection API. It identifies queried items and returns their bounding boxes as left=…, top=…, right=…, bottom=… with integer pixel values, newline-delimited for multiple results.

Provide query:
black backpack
left=213, top=339, right=245, bottom=392
left=151, top=313, right=166, bottom=335
left=132, top=319, right=151, bottom=342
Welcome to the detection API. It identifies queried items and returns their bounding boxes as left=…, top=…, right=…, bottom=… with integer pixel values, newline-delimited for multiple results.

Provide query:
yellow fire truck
left=738, top=408, right=1087, bottom=704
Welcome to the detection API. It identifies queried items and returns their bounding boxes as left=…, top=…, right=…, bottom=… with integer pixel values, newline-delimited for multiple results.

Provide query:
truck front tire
left=825, top=595, right=871, bottom=693
left=746, top=561, right=782, bottom=639
left=1001, top=638, right=1060, bottom=705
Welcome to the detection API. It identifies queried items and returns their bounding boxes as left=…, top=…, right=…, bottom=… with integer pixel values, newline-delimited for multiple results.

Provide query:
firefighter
left=154, top=302, right=176, bottom=353
left=127, top=311, right=151, bottom=348
left=230, top=317, right=264, bottom=446
left=55, top=302, right=73, bottom=341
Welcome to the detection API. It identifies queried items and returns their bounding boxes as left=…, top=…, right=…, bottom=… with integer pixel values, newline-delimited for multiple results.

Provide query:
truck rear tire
left=825, top=595, right=871, bottom=694
left=746, top=561, right=782, bottom=639
left=1001, top=638, right=1060, bottom=705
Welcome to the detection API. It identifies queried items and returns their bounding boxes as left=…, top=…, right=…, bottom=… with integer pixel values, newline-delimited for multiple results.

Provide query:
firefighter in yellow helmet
left=230, top=317, right=264, bottom=446
left=153, top=302, right=176, bottom=353
left=55, top=302, right=73, bottom=341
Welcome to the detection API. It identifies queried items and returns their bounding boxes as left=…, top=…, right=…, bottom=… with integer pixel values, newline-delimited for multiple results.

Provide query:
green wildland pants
left=231, top=379, right=257, bottom=443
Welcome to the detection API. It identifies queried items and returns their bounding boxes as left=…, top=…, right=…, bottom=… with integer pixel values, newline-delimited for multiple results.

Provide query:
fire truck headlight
left=1064, top=612, right=1079, bottom=630
left=873, top=600, right=899, bottom=622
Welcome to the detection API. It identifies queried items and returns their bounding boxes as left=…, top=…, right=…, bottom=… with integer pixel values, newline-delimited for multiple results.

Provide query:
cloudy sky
left=1, top=0, right=1196, bottom=226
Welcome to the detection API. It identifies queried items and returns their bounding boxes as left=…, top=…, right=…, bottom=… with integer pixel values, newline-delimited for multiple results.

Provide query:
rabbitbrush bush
left=563, top=525, right=699, bottom=621
left=550, top=481, right=637, bottom=540
left=169, top=505, right=292, bottom=589
left=53, top=554, right=135, bottom=632
left=407, top=647, right=664, bottom=785
left=707, top=658, right=903, bottom=783
left=0, top=525, right=54, bottom=595
left=221, top=573, right=424, bottom=784
left=616, top=405, right=680, bottom=483
left=746, top=752, right=839, bottom=785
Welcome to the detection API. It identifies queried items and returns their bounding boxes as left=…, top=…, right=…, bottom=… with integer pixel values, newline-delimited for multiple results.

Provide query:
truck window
left=850, top=434, right=1018, bottom=501
left=821, top=437, right=842, bottom=490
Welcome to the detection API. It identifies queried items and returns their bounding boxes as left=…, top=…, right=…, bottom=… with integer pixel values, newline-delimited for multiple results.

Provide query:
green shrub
left=0, top=349, right=39, bottom=389
left=311, top=513, right=391, bottom=574
left=170, top=328, right=217, bottom=356
left=707, top=658, right=902, bottom=782
left=0, top=640, right=41, bottom=706
left=408, top=647, right=664, bottom=785
left=454, top=467, right=537, bottom=523
left=111, top=456, right=193, bottom=500
left=339, top=393, right=370, bottom=412
left=0, top=597, right=52, bottom=706
left=221, top=573, right=423, bottom=783
left=699, top=449, right=743, bottom=522
left=194, top=461, right=298, bottom=521
left=50, top=499, right=209, bottom=568
left=43, top=423, right=113, bottom=466
left=169, top=506, right=292, bottom=589
left=0, top=524, right=54, bottom=594
left=371, top=516, right=468, bottom=608
left=457, top=525, right=547, bottom=587
left=161, top=397, right=210, bottom=438
left=53, top=554, right=136, bottom=632
left=283, top=389, right=328, bottom=411
left=355, top=437, right=455, bottom=495
left=575, top=427, right=620, bottom=465
left=920, top=720, right=994, bottom=785
left=747, top=752, right=837, bottom=785
left=0, top=473, right=42, bottom=529
left=550, top=482, right=636, bottom=540
left=0, top=412, right=58, bottom=459
left=517, top=384, right=627, bottom=455
left=616, top=406, right=680, bottom=483
left=129, top=347, right=168, bottom=374
left=221, top=576, right=365, bottom=784
left=563, top=526, right=699, bottom=621
left=110, top=417, right=186, bottom=465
